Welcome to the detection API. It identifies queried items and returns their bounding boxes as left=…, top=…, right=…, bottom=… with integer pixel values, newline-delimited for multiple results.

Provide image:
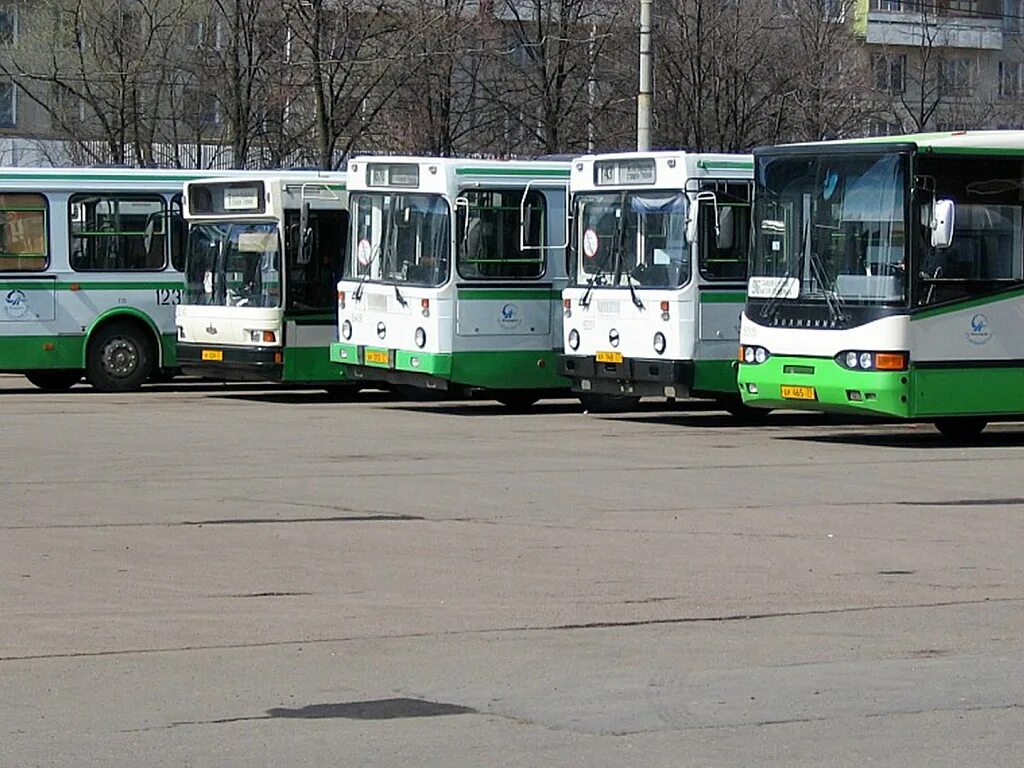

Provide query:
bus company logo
left=967, top=313, right=991, bottom=345
left=4, top=289, right=28, bottom=319
left=499, top=303, right=522, bottom=330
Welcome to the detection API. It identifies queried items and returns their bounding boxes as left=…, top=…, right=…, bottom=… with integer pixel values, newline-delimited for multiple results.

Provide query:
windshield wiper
left=758, top=267, right=793, bottom=321
left=808, top=251, right=845, bottom=326
left=393, top=283, right=408, bottom=307
left=583, top=194, right=635, bottom=309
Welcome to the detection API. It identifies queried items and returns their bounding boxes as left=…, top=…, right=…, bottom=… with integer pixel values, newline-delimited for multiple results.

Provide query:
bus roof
left=759, top=130, right=1024, bottom=156
left=0, top=166, right=260, bottom=192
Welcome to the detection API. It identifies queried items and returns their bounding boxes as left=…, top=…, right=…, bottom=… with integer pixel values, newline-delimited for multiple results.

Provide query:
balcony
left=863, top=1, right=1004, bottom=49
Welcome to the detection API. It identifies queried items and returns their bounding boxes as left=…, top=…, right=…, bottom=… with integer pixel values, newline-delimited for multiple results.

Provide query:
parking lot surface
left=2, top=374, right=1023, bottom=766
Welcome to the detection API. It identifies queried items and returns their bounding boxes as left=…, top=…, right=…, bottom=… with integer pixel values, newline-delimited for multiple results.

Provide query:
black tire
left=85, top=322, right=155, bottom=392
left=492, top=389, right=542, bottom=411
left=578, top=393, right=641, bottom=413
left=933, top=417, right=987, bottom=442
left=24, top=370, right=81, bottom=392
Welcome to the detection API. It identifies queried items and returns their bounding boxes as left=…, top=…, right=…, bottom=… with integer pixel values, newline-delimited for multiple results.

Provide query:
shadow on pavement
left=776, top=426, right=1024, bottom=449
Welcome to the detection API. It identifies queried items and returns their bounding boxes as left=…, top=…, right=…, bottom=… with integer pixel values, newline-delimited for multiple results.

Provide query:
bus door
left=453, top=186, right=560, bottom=343
left=695, top=182, right=751, bottom=361
left=284, top=207, right=349, bottom=346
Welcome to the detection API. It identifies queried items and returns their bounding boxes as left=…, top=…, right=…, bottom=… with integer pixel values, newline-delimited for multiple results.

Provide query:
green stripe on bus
left=699, top=290, right=746, bottom=303
left=457, top=288, right=560, bottom=300
left=911, top=286, right=1024, bottom=321
left=696, top=160, right=754, bottom=170
left=454, top=168, right=570, bottom=178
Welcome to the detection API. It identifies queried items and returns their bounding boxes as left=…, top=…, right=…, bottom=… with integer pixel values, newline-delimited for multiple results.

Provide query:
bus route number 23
left=155, top=288, right=182, bottom=306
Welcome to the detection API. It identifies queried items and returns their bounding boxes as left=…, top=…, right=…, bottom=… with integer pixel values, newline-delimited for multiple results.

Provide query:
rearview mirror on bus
left=931, top=199, right=955, bottom=249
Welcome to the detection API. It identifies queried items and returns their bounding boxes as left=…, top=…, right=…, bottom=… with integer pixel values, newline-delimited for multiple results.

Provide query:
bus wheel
left=493, top=390, right=541, bottom=411
left=578, top=393, right=641, bottom=413
left=933, top=417, right=987, bottom=442
left=24, top=370, right=81, bottom=391
left=86, top=322, right=154, bottom=392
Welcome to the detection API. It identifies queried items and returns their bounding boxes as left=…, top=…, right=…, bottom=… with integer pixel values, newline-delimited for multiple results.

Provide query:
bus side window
left=0, top=193, right=49, bottom=272
left=456, top=188, right=545, bottom=280
left=170, top=194, right=186, bottom=272
left=698, top=192, right=750, bottom=282
left=69, top=194, right=168, bottom=272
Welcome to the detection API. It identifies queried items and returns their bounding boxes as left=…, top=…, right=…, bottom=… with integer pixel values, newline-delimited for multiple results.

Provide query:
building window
left=0, top=81, right=15, bottom=128
left=1005, top=0, right=1024, bottom=31
left=873, top=54, right=907, bottom=93
left=0, top=5, right=17, bottom=47
left=939, top=58, right=973, bottom=97
left=870, top=0, right=903, bottom=11
left=869, top=119, right=903, bottom=136
left=999, top=61, right=1024, bottom=98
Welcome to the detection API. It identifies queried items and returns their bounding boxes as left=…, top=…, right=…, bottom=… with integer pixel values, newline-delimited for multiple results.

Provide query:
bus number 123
left=155, top=288, right=182, bottom=306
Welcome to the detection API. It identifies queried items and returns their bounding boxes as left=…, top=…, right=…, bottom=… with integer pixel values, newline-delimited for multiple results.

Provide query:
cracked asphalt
left=2, top=374, right=1023, bottom=766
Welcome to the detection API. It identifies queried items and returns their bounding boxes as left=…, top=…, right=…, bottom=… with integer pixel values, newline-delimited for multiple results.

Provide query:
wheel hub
left=102, top=338, right=138, bottom=378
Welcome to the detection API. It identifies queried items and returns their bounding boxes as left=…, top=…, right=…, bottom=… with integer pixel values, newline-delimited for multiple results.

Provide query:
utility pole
left=637, top=0, right=652, bottom=150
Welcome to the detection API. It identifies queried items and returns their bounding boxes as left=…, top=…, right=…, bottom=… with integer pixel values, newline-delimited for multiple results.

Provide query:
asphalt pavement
left=2, top=374, right=1022, bottom=767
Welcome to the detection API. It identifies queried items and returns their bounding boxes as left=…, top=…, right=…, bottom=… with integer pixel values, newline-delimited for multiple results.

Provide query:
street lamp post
left=637, top=0, right=652, bottom=150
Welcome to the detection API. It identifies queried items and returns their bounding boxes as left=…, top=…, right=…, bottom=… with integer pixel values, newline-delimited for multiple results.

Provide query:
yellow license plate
left=781, top=385, right=817, bottom=401
left=596, top=351, right=623, bottom=364
left=201, top=349, right=223, bottom=362
left=365, top=350, right=389, bottom=365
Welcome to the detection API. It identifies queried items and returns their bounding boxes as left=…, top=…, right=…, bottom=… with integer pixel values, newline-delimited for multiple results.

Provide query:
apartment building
left=857, top=0, right=1024, bottom=131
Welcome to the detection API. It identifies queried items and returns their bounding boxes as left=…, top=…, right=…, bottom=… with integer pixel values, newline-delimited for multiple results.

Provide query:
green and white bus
left=176, top=173, right=349, bottom=386
left=0, top=167, right=240, bottom=392
left=738, top=130, right=1024, bottom=438
left=330, top=156, right=570, bottom=408
left=560, top=151, right=754, bottom=411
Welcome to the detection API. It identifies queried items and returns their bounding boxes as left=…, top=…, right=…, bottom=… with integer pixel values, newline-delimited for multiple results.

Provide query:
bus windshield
left=574, top=191, right=689, bottom=288
left=346, top=193, right=450, bottom=288
left=185, top=222, right=281, bottom=308
left=752, top=151, right=908, bottom=306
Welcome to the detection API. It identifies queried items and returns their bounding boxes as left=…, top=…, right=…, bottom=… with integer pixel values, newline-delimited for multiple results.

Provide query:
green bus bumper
left=737, top=355, right=911, bottom=418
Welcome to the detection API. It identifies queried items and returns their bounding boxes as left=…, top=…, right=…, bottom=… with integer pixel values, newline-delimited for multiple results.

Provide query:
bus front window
left=574, top=192, right=689, bottom=289
left=753, top=152, right=908, bottom=306
left=185, top=222, right=281, bottom=308
left=346, top=193, right=450, bottom=288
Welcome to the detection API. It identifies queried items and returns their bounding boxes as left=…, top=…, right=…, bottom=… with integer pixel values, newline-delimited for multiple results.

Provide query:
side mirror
left=931, top=199, right=955, bottom=249
left=687, top=191, right=717, bottom=244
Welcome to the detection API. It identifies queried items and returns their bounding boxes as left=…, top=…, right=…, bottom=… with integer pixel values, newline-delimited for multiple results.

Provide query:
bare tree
left=656, top=0, right=791, bottom=151
left=284, top=0, right=420, bottom=166
left=1, top=0, right=197, bottom=165
left=478, top=0, right=628, bottom=155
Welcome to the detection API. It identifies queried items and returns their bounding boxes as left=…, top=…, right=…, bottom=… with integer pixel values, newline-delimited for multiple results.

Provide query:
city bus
left=0, top=167, right=241, bottom=392
left=329, top=156, right=570, bottom=408
left=737, top=130, right=1024, bottom=439
left=559, top=151, right=754, bottom=411
left=176, top=173, right=349, bottom=387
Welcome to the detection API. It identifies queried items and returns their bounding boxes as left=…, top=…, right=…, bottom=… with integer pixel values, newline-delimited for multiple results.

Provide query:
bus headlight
left=653, top=332, right=666, bottom=355
left=836, top=350, right=908, bottom=371
left=341, top=320, right=352, bottom=340
left=568, top=329, right=580, bottom=351
left=740, top=345, right=770, bottom=365
left=248, top=329, right=276, bottom=343
left=415, top=327, right=426, bottom=348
